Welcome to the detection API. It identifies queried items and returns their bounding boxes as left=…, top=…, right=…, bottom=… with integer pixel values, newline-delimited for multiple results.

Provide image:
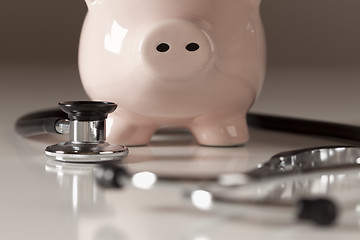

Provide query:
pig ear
left=85, top=0, right=101, bottom=9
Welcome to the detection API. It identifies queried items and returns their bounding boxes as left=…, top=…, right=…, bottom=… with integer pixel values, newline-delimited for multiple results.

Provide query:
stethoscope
left=16, top=101, right=129, bottom=162
left=15, top=100, right=360, bottom=162
left=15, top=101, right=360, bottom=226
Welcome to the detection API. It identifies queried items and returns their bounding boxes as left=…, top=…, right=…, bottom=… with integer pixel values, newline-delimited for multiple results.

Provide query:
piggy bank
left=79, top=0, right=266, bottom=146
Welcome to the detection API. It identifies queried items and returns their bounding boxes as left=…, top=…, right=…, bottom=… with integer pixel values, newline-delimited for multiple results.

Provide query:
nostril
left=186, top=42, right=200, bottom=52
left=156, top=43, right=170, bottom=52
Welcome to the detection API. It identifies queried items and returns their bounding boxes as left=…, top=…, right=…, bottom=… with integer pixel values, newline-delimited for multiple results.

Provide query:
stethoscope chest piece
left=45, top=141, right=128, bottom=162
left=45, top=101, right=128, bottom=163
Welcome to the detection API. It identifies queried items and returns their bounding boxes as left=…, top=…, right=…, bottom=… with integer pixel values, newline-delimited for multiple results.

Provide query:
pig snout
left=140, top=19, right=215, bottom=80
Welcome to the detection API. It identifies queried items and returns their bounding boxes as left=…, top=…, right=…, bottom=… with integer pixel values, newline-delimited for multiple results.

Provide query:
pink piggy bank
left=79, top=0, right=266, bottom=146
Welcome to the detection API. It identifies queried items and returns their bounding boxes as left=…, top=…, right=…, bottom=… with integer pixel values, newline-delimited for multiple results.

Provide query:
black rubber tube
left=15, top=108, right=360, bottom=142
left=247, top=113, right=360, bottom=142
left=15, top=109, right=67, bottom=137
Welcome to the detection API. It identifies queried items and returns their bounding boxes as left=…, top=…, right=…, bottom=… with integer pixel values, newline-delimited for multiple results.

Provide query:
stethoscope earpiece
left=297, top=198, right=338, bottom=226
left=44, top=101, right=128, bottom=163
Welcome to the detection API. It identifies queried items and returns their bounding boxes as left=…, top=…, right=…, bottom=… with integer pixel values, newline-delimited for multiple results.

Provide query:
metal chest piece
left=45, top=101, right=128, bottom=163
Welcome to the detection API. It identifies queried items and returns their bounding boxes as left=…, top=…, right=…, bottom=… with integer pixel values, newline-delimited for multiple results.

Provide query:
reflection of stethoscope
left=15, top=101, right=360, bottom=226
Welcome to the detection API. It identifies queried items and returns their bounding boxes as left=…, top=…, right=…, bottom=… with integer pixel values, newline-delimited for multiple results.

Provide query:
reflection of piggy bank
left=79, top=0, right=266, bottom=146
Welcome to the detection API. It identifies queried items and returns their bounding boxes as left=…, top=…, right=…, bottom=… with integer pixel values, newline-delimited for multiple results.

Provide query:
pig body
left=79, top=0, right=266, bottom=146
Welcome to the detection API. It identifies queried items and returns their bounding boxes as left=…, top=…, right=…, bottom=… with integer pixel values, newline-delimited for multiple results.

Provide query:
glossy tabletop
left=1, top=64, right=360, bottom=239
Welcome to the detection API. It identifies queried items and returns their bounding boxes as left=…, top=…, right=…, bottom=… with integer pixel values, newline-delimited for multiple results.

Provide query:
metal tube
left=55, top=119, right=70, bottom=134
left=70, top=120, right=106, bottom=143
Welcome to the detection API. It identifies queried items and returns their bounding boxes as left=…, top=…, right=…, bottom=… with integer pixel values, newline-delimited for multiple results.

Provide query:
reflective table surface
left=2, top=65, right=360, bottom=239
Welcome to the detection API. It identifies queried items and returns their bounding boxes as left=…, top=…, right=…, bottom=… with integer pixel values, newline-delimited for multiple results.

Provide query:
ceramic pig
left=79, top=0, right=266, bottom=146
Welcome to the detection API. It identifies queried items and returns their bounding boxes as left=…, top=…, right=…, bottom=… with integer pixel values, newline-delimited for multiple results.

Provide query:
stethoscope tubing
left=16, top=108, right=360, bottom=143
left=247, top=113, right=360, bottom=142
left=15, top=109, right=67, bottom=137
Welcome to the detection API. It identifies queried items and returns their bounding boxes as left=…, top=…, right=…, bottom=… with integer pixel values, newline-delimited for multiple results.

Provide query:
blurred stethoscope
left=15, top=101, right=360, bottom=226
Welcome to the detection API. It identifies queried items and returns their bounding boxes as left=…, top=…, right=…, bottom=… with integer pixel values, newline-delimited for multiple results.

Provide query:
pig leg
left=189, top=112, right=249, bottom=147
left=106, top=111, right=158, bottom=146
